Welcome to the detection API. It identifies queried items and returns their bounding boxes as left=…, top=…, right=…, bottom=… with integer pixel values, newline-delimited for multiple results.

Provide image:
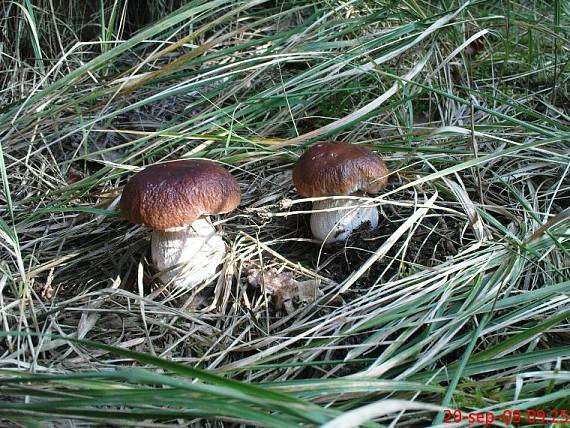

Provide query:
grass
left=0, top=0, right=569, bottom=426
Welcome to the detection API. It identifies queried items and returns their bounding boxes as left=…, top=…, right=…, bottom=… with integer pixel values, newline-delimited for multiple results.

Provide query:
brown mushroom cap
left=120, top=159, right=241, bottom=230
left=293, top=142, right=389, bottom=197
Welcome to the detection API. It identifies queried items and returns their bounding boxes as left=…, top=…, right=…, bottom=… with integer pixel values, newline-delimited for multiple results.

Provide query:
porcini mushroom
left=292, top=142, right=389, bottom=244
left=120, top=159, right=241, bottom=289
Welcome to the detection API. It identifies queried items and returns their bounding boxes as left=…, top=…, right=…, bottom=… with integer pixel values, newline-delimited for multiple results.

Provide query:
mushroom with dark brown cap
left=293, top=142, right=389, bottom=244
left=120, top=159, right=241, bottom=289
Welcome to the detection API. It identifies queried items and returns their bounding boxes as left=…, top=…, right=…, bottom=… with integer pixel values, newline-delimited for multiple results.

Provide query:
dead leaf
left=247, top=268, right=322, bottom=314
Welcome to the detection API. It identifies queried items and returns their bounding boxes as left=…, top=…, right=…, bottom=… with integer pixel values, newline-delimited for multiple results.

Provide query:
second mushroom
left=293, top=141, right=389, bottom=244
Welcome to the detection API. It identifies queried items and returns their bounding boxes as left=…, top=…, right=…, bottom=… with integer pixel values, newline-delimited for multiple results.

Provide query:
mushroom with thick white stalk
left=293, top=142, right=389, bottom=244
left=120, top=159, right=241, bottom=289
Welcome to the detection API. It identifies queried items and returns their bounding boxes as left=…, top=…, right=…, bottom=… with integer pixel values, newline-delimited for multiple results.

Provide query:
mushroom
left=120, top=159, right=241, bottom=289
left=292, top=141, right=389, bottom=244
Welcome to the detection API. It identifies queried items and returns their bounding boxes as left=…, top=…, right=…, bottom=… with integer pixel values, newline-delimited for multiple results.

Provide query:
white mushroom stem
left=310, top=198, right=378, bottom=244
left=151, top=217, right=226, bottom=289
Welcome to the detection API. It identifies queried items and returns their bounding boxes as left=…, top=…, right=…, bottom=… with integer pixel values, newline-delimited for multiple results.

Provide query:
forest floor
left=1, top=0, right=569, bottom=426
